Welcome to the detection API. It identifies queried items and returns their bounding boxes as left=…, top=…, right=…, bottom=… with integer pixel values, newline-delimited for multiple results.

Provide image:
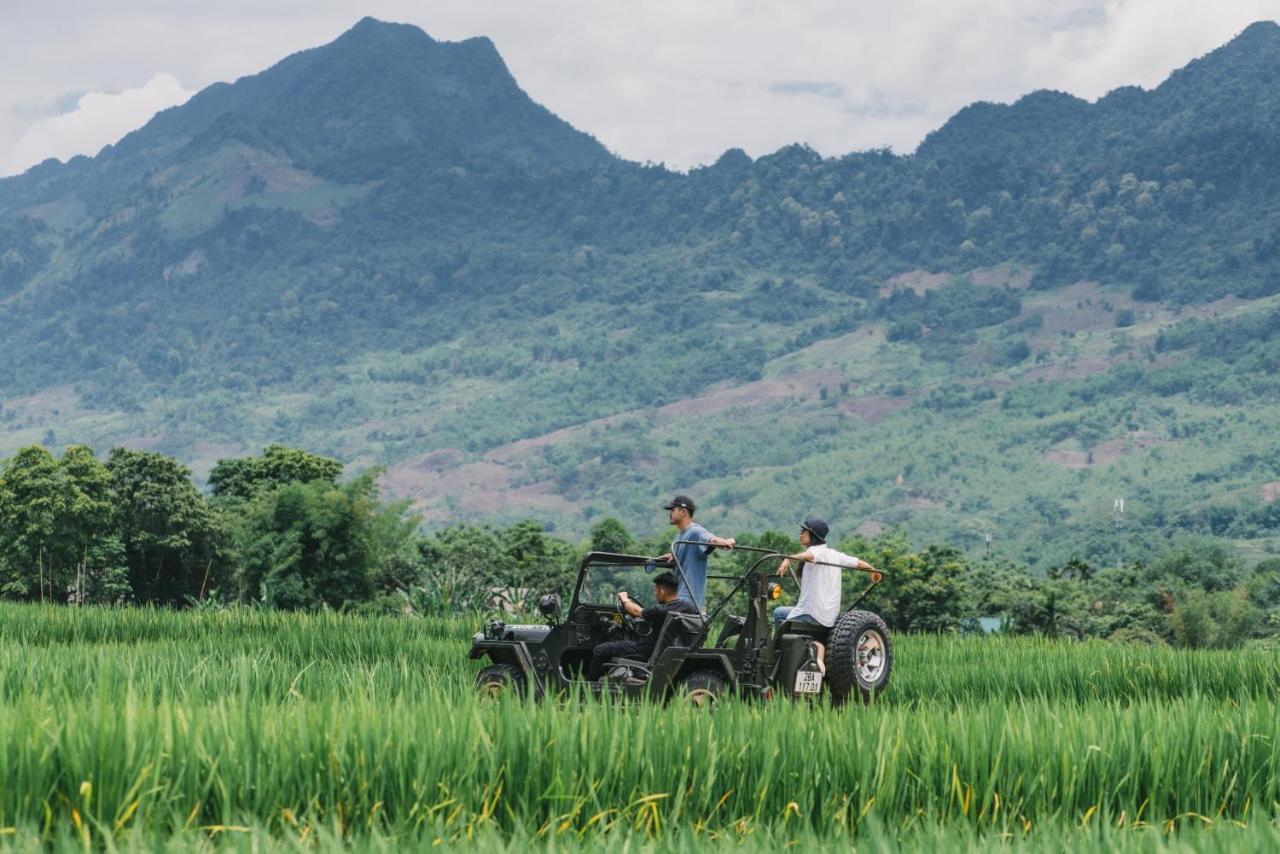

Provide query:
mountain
left=2, top=18, right=1280, bottom=568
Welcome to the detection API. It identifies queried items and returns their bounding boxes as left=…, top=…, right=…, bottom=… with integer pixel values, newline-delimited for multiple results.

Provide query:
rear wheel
left=826, top=610, right=892, bottom=705
left=475, top=662, right=525, bottom=701
left=675, top=670, right=729, bottom=709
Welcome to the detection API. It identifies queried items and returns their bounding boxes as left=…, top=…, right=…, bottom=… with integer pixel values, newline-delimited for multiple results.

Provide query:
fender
left=470, top=640, right=546, bottom=696
left=650, top=646, right=737, bottom=694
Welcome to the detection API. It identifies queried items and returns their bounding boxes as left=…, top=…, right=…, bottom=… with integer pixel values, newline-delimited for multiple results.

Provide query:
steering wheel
left=616, top=595, right=652, bottom=637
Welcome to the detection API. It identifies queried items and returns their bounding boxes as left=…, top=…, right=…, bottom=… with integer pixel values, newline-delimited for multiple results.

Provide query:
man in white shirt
left=773, top=518, right=877, bottom=672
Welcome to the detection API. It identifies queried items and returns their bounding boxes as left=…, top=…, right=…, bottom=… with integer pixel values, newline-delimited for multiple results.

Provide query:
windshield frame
left=570, top=552, right=661, bottom=611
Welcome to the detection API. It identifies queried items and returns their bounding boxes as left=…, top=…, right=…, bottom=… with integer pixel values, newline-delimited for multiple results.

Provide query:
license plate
left=794, top=670, right=823, bottom=694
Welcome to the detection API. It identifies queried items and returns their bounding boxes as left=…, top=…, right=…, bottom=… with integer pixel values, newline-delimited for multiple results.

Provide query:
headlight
left=767, top=583, right=782, bottom=600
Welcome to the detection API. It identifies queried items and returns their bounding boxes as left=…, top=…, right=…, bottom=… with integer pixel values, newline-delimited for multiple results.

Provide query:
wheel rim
left=856, top=629, right=886, bottom=684
left=687, top=688, right=717, bottom=708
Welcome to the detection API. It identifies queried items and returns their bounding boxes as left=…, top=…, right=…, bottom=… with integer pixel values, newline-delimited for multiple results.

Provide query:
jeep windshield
left=575, top=559, right=661, bottom=609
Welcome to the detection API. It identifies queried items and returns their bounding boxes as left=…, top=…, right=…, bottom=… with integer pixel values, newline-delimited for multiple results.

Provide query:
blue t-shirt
left=671, top=523, right=713, bottom=609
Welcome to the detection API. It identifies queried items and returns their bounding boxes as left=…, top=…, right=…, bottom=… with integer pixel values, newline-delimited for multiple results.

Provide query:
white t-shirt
left=789, top=544, right=860, bottom=627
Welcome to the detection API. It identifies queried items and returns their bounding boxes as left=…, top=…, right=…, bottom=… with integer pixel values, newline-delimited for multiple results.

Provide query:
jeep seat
left=609, top=612, right=703, bottom=672
left=772, top=619, right=829, bottom=652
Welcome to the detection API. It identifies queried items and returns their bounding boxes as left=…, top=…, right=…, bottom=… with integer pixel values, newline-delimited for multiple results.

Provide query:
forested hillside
left=2, top=17, right=1279, bottom=566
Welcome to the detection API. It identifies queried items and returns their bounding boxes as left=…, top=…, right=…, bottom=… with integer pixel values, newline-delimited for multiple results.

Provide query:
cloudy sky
left=1, top=0, right=1277, bottom=176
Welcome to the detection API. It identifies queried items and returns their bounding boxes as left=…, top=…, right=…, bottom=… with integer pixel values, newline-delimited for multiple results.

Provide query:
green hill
left=2, top=18, right=1279, bottom=567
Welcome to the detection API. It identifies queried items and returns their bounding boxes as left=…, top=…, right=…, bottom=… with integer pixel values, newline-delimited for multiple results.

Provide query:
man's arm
left=708, top=534, right=736, bottom=550
left=617, top=591, right=644, bottom=618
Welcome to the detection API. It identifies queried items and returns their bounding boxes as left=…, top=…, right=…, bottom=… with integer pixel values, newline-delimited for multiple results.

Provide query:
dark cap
left=800, top=518, right=829, bottom=544
left=662, top=495, right=696, bottom=514
left=652, top=571, right=679, bottom=591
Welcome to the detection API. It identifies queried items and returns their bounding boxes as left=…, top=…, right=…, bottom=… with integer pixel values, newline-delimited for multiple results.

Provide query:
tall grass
left=0, top=603, right=1276, bottom=850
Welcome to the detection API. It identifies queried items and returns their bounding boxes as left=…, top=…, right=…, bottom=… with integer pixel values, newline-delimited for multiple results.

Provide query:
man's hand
left=710, top=536, right=736, bottom=550
left=617, top=591, right=630, bottom=603
left=657, top=552, right=673, bottom=564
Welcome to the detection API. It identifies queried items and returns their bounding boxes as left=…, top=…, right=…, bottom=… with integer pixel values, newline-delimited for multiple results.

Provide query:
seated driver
left=588, top=571, right=699, bottom=680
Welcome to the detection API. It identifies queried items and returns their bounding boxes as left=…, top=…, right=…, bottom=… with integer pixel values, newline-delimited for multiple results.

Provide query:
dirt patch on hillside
left=487, top=415, right=635, bottom=463
left=879, top=270, right=949, bottom=298
left=1043, top=431, right=1167, bottom=470
left=1090, top=432, right=1163, bottom=465
left=381, top=450, right=574, bottom=521
left=1260, top=482, right=1280, bottom=503
left=657, top=369, right=840, bottom=419
left=2, top=386, right=84, bottom=428
left=970, top=263, right=1034, bottom=289
left=1028, top=281, right=1138, bottom=337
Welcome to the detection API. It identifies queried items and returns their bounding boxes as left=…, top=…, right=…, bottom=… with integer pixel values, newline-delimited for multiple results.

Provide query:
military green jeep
left=469, top=546, right=891, bottom=706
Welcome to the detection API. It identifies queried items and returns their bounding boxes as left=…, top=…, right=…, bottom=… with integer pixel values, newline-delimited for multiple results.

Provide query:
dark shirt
left=637, top=597, right=700, bottom=656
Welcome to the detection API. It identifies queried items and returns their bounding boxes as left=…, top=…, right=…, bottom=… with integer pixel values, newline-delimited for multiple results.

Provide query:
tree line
left=0, top=443, right=1276, bottom=647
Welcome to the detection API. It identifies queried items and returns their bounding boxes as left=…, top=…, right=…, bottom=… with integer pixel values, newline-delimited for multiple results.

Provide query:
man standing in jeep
left=656, top=495, right=735, bottom=610
left=587, top=571, right=698, bottom=680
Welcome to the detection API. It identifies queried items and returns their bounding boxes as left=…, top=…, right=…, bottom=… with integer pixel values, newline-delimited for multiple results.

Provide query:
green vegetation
left=2, top=441, right=1277, bottom=651
left=0, top=604, right=1276, bottom=850
left=2, top=20, right=1280, bottom=566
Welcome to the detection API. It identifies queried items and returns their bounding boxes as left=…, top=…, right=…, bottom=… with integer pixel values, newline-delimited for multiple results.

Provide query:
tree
left=851, top=532, right=966, bottom=633
left=418, top=524, right=506, bottom=611
left=107, top=448, right=222, bottom=604
left=503, top=520, right=574, bottom=605
left=0, top=446, right=65, bottom=600
left=209, top=444, right=343, bottom=501
left=57, top=446, right=128, bottom=604
left=0, top=445, right=129, bottom=603
left=1145, top=537, right=1243, bottom=593
left=234, top=473, right=403, bottom=610
left=589, top=517, right=634, bottom=554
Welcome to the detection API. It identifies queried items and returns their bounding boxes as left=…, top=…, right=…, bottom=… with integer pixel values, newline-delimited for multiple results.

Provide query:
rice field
left=0, top=603, right=1277, bottom=851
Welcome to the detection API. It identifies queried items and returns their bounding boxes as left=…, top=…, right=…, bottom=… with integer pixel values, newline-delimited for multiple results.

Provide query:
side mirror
left=643, top=560, right=656, bottom=574
left=538, top=593, right=562, bottom=622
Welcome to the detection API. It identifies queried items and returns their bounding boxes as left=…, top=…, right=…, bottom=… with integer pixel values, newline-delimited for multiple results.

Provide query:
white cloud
left=6, top=72, right=194, bottom=176
left=0, top=1, right=1275, bottom=175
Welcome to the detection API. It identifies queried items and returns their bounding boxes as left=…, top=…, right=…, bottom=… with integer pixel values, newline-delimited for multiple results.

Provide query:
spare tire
left=826, top=610, right=892, bottom=705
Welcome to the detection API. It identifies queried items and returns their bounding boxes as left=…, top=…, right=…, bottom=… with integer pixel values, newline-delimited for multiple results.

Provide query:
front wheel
left=826, top=610, right=892, bottom=705
left=475, top=662, right=525, bottom=701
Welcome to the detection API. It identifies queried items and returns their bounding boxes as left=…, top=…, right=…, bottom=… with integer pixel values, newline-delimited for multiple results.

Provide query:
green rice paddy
left=0, top=604, right=1276, bottom=851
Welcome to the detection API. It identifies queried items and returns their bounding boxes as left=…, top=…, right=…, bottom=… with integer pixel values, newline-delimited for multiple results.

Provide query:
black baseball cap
left=662, top=495, right=696, bottom=513
left=800, top=518, right=829, bottom=543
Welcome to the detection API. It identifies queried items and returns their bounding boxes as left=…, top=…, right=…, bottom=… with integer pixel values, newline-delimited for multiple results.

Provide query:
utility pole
left=984, top=531, right=992, bottom=558
left=1113, top=498, right=1125, bottom=570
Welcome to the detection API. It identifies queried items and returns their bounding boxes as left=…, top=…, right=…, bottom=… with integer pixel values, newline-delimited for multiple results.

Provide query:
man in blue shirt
left=657, top=495, right=735, bottom=610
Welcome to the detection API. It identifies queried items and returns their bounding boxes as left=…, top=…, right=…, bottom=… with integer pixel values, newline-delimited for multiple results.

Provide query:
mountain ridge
left=2, top=18, right=1280, bottom=566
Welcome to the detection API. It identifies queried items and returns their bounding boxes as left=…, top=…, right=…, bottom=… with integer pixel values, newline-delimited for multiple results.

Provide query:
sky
left=1, top=0, right=1277, bottom=176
